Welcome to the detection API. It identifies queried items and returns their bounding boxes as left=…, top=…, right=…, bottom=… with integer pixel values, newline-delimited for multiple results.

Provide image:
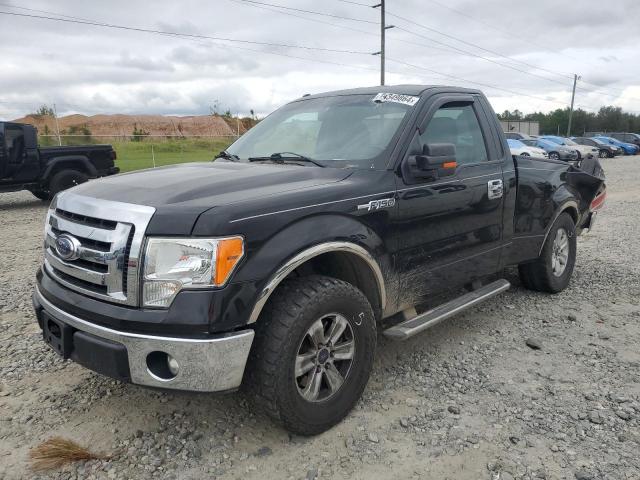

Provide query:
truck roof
left=295, top=84, right=483, bottom=101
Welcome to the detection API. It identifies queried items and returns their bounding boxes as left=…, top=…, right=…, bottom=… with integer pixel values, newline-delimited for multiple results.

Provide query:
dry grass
left=29, top=437, right=110, bottom=472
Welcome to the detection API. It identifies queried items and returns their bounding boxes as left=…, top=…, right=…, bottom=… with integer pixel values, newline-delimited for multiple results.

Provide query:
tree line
left=498, top=106, right=640, bottom=136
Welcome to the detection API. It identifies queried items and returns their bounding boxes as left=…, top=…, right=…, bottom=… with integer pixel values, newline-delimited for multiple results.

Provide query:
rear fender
left=42, top=155, right=98, bottom=179
left=539, top=164, right=606, bottom=253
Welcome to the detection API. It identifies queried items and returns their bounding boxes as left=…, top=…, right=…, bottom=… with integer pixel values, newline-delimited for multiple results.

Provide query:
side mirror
left=407, top=143, right=457, bottom=179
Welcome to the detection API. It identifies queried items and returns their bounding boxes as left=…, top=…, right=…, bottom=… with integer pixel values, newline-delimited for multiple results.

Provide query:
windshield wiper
left=214, top=150, right=239, bottom=162
left=248, top=152, right=325, bottom=167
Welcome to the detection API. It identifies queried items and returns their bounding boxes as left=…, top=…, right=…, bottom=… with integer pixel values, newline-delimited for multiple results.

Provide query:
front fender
left=230, top=213, right=392, bottom=324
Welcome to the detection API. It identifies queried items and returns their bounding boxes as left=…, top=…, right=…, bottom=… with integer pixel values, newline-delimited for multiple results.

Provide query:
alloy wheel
left=551, top=227, right=570, bottom=277
left=295, top=313, right=355, bottom=402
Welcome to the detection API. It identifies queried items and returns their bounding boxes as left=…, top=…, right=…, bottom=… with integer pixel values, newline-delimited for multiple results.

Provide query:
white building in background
left=500, top=120, right=540, bottom=136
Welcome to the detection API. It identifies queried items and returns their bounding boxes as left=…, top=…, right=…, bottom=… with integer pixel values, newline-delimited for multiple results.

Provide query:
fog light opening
left=146, top=351, right=178, bottom=381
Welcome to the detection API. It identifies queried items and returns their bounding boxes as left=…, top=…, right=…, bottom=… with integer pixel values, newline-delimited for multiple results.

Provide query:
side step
left=383, top=279, right=511, bottom=341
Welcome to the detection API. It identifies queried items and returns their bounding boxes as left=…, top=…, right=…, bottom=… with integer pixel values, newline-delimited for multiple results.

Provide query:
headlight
left=142, top=236, right=244, bottom=308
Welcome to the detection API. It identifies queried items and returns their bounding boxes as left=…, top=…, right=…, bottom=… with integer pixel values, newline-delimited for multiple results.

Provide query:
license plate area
left=42, top=313, right=73, bottom=359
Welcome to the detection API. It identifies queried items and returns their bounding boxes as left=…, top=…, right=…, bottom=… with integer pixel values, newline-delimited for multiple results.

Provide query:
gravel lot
left=1, top=157, right=639, bottom=480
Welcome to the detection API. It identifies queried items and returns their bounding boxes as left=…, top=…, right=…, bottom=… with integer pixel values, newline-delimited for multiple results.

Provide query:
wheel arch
left=538, top=200, right=579, bottom=256
left=247, top=241, right=387, bottom=324
left=42, top=156, right=97, bottom=181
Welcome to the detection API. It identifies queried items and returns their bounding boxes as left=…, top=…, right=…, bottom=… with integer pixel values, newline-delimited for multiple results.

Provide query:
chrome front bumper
left=35, top=288, right=254, bottom=392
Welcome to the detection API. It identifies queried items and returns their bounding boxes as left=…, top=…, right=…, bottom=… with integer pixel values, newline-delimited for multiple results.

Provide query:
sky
left=1, top=0, right=639, bottom=120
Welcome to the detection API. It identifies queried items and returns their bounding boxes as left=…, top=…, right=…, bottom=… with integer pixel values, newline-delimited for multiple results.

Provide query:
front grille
left=56, top=208, right=118, bottom=230
left=43, top=192, right=155, bottom=306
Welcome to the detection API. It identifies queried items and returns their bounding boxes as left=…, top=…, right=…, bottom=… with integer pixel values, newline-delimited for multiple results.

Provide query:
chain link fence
left=39, top=134, right=238, bottom=172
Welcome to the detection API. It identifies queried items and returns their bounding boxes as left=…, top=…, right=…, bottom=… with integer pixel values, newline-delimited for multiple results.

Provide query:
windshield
left=226, top=94, right=416, bottom=169
left=538, top=139, right=555, bottom=149
left=543, top=136, right=574, bottom=146
left=507, top=139, right=525, bottom=148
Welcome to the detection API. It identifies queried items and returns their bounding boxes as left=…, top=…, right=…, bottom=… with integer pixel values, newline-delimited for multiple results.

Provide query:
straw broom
left=29, top=437, right=111, bottom=472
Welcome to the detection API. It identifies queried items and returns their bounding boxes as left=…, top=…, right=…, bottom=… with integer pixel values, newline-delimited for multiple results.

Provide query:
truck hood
left=68, top=161, right=352, bottom=234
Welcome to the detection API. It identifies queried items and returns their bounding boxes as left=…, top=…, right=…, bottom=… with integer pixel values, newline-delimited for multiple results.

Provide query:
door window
left=4, top=126, right=25, bottom=165
left=420, top=103, right=488, bottom=165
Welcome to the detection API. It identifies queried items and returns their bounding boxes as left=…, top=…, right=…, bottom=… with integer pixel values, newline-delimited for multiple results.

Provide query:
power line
left=392, top=26, right=572, bottom=88
left=227, top=0, right=379, bottom=38
left=335, top=0, right=373, bottom=7
left=0, top=2, right=95, bottom=22
left=386, top=11, right=575, bottom=81
left=334, top=1, right=637, bottom=101
left=386, top=57, right=573, bottom=108
left=0, top=11, right=373, bottom=55
left=230, top=0, right=455, bottom=56
left=420, top=0, right=575, bottom=64
left=233, top=0, right=378, bottom=24
left=333, top=0, right=580, bottom=83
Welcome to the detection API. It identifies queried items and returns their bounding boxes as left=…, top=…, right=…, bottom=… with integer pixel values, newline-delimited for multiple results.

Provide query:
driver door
left=393, top=95, right=505, bottom=306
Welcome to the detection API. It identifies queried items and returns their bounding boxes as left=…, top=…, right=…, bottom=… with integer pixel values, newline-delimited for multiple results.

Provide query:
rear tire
left=246, top=275, right=376, bottom=435
left=48, top=169, right=88, bottom=197
left=549, top=152, right=560, bottom=160
left=518, top=212, right=576, bottom=293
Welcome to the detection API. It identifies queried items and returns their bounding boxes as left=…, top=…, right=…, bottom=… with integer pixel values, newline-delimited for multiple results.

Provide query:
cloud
left=0, top=0, right=639, bottom=119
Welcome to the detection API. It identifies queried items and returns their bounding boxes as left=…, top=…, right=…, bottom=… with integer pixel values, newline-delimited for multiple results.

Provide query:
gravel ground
left=1, top=157, right=639, bottom=480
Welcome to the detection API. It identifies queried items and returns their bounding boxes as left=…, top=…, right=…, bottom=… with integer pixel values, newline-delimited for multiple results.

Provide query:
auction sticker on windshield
left=372, top=93, right=419, bottom=106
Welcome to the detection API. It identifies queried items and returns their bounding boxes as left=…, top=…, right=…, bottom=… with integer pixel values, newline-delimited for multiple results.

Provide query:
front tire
left=29, top=189, right=50, bottom=201
left=549, top=152, right=560, bottom=161
left=598, top=149, right=608, bottom=159
left=48, top=169, right=88, bottom=197
left=247, top=275, right=376, bottom=435
left=518, top=212, right=576, bottom=293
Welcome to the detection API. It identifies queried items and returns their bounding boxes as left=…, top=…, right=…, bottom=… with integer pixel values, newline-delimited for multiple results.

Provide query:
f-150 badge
left=357, top=198, right=396, bottom=211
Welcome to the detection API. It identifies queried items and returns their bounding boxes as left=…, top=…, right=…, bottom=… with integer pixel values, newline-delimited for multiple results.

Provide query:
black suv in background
left=0, top=121, right=119, bottom=199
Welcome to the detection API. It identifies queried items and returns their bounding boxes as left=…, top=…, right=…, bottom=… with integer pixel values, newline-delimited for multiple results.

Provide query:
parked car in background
left=540, top=135, right=598, bottom=160
left=521, top=138, right=578, bottom=161
left=610, top=133, right=640, bottom=150
left=572, top=137, right=620, bottom=158
left=584, top=132, right=604, bottom=137
left=594, top=136, right=639, bottom=155
left=504, top=132, right=537, bottom=140
left=507, top=138, right=548, bottom=158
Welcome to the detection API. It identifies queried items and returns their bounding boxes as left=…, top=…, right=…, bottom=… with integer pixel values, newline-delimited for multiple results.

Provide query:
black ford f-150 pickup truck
left=32, top=86, right=606, bottom=435
left=0, top=121, right=119, bottom=199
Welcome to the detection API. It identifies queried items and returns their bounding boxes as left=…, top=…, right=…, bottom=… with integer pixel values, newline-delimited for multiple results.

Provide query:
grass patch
left=113, top=138, right=235, bottom=172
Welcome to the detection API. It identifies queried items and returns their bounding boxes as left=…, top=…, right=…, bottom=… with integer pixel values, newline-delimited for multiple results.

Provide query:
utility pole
left=567, top=74, right=579, bottom=137
left=372, top=1, right=393, bottom=86
left=52, top=103, right=62, bottom=146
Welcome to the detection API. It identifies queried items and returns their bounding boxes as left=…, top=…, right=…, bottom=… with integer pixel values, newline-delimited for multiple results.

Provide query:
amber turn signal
left=215, top=237, right=245, bottom=286
left=442, top=161, right=457, bottom=169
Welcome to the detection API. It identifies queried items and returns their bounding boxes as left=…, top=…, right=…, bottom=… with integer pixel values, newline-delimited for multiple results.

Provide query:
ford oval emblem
left=55, top=234, right=81, bottom=261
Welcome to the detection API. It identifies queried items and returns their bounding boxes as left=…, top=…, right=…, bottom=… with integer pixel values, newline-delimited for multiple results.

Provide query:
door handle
left=487, top=179, right=503, bottom=200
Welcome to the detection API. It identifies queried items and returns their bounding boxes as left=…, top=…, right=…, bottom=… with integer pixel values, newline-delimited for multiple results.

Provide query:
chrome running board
left=383, top=279, right=511, bottom=341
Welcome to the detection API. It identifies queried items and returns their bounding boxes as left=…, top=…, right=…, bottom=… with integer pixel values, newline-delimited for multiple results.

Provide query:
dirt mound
left=12, top=113, right=255, bottom=137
